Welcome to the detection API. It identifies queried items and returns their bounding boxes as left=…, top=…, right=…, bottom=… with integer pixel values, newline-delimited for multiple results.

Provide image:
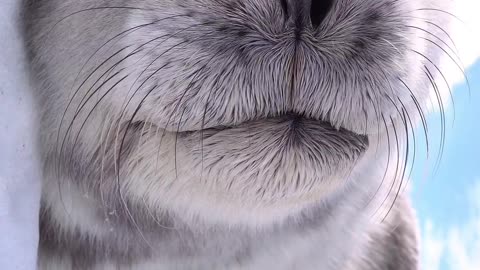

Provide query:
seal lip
left=180, top=112, right=367, bottom=139
left=178, top=113, right=369, bottom=152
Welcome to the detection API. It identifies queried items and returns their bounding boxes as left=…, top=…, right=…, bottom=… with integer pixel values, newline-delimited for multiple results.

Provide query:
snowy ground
left=0, top=0, right=41, bottom=269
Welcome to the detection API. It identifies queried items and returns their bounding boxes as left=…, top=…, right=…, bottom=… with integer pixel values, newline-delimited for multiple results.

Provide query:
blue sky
left=413, top=60, right=480, bottom=270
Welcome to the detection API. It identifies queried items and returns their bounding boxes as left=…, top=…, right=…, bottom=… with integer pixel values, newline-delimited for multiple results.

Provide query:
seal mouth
left=181, top=113, right=367, bottom=142
left=178, top=113, right=369, bottom=160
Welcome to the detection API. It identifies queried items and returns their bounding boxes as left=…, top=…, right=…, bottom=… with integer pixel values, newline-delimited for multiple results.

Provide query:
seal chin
left=126, top=114, right=367, bottom=226
left=174, top=114, right=369, bottom=199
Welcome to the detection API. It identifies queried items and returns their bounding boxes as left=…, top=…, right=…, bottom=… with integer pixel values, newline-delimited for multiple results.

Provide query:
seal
left=22, top=0, right=456, bottom=269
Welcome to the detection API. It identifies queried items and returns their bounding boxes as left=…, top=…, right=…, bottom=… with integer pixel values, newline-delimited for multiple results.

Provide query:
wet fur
left=22, top=0, right=455, bottom=269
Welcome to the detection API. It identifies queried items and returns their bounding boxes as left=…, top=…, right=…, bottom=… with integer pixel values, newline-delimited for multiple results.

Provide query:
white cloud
left=444, top=181, right=480, bottom=270
left=421, top=220, right=446, bottom=270
left=420, top=180, right=480, bottom=270
left=448, top=0, right=480, bottom=85
left=441, top=0, right=480, bottom=86
left=424, top=0, right=480, bottom=111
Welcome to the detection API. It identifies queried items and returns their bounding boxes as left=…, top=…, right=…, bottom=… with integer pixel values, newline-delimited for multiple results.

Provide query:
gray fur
left=22, top=0, right=454, bottom=269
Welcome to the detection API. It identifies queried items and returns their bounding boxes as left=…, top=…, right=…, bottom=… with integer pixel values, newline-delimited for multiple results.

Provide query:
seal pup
left=23, top=0, right=456, bottom=269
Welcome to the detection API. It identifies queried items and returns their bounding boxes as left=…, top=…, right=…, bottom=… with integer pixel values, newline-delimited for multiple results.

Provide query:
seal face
left=23, top=0, right=455, bottom=268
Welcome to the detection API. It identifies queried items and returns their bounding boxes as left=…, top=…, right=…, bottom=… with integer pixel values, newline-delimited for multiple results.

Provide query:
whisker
left=406, top=25, right=461, bottom=64
left=376, top=94, right=408, bottom=221
left=56, top=46, right=130, bottom=172
left=398, top=78, right=430, bottom=157
left=403, top=17, right=461, bottom=53
left=412, top=48, right=453, bottom=126
left=45, top=6, right=157, bottom=37
left=121, top=23, right=213, bottom=100
left=382, top=115, right=408, bottom=222
left=114, top=31, right=214, bottom=166
left=390, top=92, right=416, bottom=182
left=377, top=115, right=400, bottom=220
left=60, top=68, right=127, bottom=164
left=68, top=73, right=129, bottom=164
left=63, top=14, right=188, bottom=117
left=57, top=19, right=201, bottom=173
left=414, top=8, right=464, bottom=24
left=107, top=33, right=222, bottom=226
left=398, top=103, right=416, bottom=192
left=58, top=30, right=181, bottom=168
left=370, top=115, right=393, bottom=219
left=116, top=84, right=160, bottom=249
left=420, top=36, right=471, bottom=100
left=423, top=66, right=447, bottom=177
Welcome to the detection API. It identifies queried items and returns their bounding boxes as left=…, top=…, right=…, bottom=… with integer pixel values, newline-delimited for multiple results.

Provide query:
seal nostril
left=280, top=0, right=289, bottom=18
left=281, top=0, right=334, bottom=29
left=310, top=0, right=334, bottom=28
